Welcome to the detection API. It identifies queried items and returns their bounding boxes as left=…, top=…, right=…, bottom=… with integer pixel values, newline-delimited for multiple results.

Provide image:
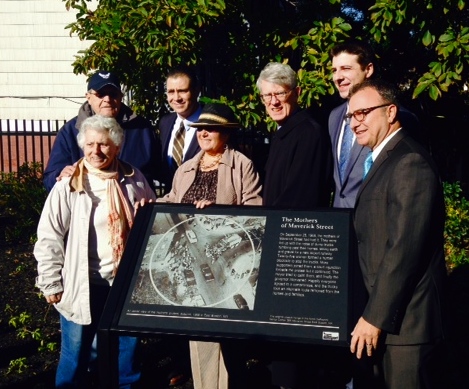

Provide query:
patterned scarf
left=83, top=159, right=134, bottom=275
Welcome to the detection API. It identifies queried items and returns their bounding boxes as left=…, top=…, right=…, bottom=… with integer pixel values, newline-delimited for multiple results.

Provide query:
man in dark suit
left=328, top=40, right=376, bottom=208
left=329, top=39, right=423, bottom=208
left=348, top=78, right=447, bottom=388
left=257, top=62, right=334, bottom=388
left=158, top=66, right=202, bottom=190
left=221, top=63, right=335, bottom=389
left=154, top=66, right=203, bottom=386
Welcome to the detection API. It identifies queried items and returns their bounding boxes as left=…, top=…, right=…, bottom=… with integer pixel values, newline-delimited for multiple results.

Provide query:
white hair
left=77, top=115, right=124, bottom=149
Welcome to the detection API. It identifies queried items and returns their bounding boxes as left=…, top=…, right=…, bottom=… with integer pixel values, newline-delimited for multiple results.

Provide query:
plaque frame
left=98, top=203, right=363, bottom=388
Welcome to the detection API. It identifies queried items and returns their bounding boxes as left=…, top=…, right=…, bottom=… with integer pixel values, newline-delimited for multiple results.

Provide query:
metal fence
left=0, top=119, right=64, bottom=173
left=0, top=119, right=271, bottom=178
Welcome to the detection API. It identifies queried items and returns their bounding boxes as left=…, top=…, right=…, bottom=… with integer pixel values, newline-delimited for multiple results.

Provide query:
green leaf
left=430, top=62, right=443, bottom=77
left=413, top=75, right=435, bottom=98
left=422, top=30, right=433, bottom=46
left=439, top=33, right=455, bottom=43
left=373, top=28, right=382, bottom=43
left=429, top=84, right=440, bottom=100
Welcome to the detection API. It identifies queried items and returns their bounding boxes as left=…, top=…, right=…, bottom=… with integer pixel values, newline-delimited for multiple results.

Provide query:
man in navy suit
left=158, top=66, right=202, bottom=191
left=155, top=66, right=202, bottom=385
left=328, top=39, right=424, bottom=209
left=328, top=39, right=376, bottom=208
left=348, top=78, right=447, bottom=389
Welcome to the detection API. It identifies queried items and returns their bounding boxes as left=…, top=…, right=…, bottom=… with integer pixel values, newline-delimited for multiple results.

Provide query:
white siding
left=0, top=0, right=98, bottom=120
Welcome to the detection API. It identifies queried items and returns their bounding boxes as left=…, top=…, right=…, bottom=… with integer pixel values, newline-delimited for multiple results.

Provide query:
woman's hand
left=45, top=292, right=63, bottom=304
left=194, top=199, right=214, bottom=209
left=134, top=198, right=154, bottom=215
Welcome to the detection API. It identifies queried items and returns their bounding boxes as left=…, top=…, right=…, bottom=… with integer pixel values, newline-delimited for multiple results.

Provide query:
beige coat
left=158, top=148, right=262, bottom=205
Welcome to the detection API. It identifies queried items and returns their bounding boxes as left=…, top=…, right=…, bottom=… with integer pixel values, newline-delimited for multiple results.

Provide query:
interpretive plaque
left=99, top=203, right=359, bottom=348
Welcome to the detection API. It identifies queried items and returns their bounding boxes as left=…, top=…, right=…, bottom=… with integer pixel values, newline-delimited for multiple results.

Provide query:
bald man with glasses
left=348, top=78, right=448, bottom=389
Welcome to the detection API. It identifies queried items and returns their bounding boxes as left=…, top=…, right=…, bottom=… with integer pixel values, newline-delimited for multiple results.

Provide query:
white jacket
left=34, top=160, right=156, bottom=325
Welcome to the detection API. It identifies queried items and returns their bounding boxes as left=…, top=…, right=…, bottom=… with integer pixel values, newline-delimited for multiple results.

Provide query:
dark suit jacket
left=263, top=109, right=333, bottom=208
left=157, top=112, right=201, bottom=188
left=329, top=102, right=423, bottom=208
left=353, top=130, right=447, bottom=345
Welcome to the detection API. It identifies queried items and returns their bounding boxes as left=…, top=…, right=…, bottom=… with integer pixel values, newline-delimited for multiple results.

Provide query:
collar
left=372, top=127, right=402, bottom=160
left=75, top=102, right=136, bottom=130
left=179, top=104, right=203, bottom=131
left=182, top=148, right=234, bottom=173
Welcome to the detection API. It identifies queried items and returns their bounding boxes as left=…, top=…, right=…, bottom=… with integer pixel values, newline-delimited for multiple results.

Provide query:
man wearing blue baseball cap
left=43, top=70, right=161, bottom=191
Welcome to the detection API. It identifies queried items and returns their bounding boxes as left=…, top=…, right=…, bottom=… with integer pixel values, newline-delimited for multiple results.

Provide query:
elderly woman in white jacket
left=34, top=115, right=156, bottom=388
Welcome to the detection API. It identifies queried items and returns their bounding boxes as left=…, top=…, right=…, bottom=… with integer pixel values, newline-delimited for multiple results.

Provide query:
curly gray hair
left=77, top=115, right=124, bottom=149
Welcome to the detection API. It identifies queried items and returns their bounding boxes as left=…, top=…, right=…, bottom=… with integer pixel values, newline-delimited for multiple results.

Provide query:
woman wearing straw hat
left=159, top=103, right=262, bottom=209
left=158, top=103, right=262, bottom=388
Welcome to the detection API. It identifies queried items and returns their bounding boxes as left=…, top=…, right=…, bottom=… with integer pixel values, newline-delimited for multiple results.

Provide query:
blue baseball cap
left=87, top=70, right=121, bottom=91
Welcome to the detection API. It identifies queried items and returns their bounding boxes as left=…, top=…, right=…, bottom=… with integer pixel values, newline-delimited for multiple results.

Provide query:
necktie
left=339, top=122, right=353, bottom=182
left=363, top=152, right=373, bottom=179
left=172, top=121, right=186, bottom=167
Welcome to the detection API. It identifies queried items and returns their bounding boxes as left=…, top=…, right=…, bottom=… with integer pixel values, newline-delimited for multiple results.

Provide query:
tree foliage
left=363, top=0, right=469, bottom=101
left=62, top=0, right=469, bottom=127
left=64, top=0, right=228, bottom=120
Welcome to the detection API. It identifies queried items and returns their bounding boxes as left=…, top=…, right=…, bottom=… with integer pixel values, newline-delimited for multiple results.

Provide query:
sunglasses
left=89, top=89, right=122, bottom=99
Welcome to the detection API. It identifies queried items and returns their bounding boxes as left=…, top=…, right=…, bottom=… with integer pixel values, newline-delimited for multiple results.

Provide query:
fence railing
left=0, top=119, right=64, bottom=173
left=1, top=119, right=271, bottom=177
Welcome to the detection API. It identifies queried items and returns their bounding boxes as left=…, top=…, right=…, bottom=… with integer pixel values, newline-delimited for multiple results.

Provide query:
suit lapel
left=183, top=135, right=201, bottom=163
left=331, top=103, right=347, bottom=151
left=356, top=130, right=407, bottom=200
left=161, top=113, right=177, bottom=153
left=330, top=103, right=347, bottom=181
left=343, top=141, right=366, bottom=181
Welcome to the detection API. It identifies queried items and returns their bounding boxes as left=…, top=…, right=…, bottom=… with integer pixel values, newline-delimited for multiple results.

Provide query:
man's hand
left=56, top=162, right=78, bottom=182
left=350, top=316, right=381, bottom=359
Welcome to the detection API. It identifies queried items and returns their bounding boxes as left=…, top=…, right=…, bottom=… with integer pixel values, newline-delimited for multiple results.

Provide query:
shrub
left=443, top=181, right=469, bottom=271
left=0, top=162, right=47, bottom=243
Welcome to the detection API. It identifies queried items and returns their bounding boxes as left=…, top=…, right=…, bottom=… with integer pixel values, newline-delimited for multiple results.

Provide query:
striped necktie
left=172, top=121, right=186, bottom=167
left=339, top=122, right=353, bottom=182
left=363, top=152, right=373, bottom=179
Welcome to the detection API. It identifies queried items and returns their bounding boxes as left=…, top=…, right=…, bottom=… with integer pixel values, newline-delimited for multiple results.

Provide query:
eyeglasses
left=344, top=104, right=391, bottom=124
left=259, top=90, right=292, bottom=104
left=89, top=89, right=122, bottom=99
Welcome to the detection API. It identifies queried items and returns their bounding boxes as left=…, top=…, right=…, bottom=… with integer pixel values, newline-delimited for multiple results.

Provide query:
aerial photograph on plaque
left=129, top=212, right=266, bottom=311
